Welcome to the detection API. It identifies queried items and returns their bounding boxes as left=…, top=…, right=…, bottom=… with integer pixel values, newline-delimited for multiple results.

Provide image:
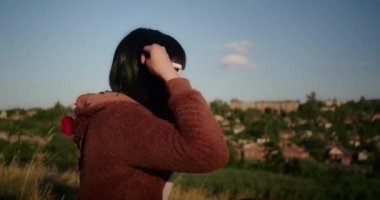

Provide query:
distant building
left=9, top=111, right=24, bottom=121
left=26, top=110, right=38, bottom=117
left=229, top=100, right=299, bottom=113
left=242, top=142, right=267, bottom=161
left=0, top=131, right=9, bottom=140
left=329, top=146, right=343, bottom=160
left=0, top=110, right=7, bottom=119
left=358, top=150, right=371, bottom=161
left=328, top=144, right=352, bottom=166
left=300, top=130, right=313, bottom=139
left=372, top=113, right=380, bottom=121
left=279, top=130, right=295, bottom=140
left=232, top=120, right=245, bottom=134
left=321, top=99, right=342, bottom=112
left=350, top=134, right=361, bottom=147
left=278, top=130, right=295, bottom=148
left=317, top=117, right=332, bottom=129
left=257, top=136, right=270, bottom=145
left=283, top=144, right=309, bottom=160
left=214, top=115, right=224, bottom=122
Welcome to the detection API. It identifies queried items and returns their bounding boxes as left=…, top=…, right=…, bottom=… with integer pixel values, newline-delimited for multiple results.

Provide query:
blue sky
left=1, top=0, right=379, bottom=109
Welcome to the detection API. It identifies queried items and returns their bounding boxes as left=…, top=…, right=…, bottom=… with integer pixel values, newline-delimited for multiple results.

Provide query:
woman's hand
left=141, top=44, right=180, bottom=82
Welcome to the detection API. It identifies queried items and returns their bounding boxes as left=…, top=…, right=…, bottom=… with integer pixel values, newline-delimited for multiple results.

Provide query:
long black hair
left=109, top=28, right=186, bottom=119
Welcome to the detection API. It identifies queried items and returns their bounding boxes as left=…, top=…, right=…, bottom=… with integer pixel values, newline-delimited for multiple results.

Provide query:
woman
left=71, top=28, right=229, bottom=199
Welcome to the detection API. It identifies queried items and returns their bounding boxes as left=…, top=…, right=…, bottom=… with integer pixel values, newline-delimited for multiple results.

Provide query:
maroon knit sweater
left=73, top=78, right=229, bottom=200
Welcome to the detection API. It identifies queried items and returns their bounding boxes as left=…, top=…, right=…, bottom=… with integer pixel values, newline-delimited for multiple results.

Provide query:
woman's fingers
left=141, top=44, right=178, bottom=81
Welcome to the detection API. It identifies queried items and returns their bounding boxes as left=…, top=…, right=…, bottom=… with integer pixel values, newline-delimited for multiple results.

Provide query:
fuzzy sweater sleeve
left=102, top=78, right=229, bottom=173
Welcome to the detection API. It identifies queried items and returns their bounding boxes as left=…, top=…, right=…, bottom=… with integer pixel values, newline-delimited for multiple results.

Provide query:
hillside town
left=211, top=95, right=380, bottom=169
left=1, top=96, right=380, bottom=170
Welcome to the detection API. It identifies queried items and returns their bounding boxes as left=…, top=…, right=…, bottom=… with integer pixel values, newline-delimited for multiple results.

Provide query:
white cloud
left=225, top=41, right=251, bottom=54
left=221, top=40, right=255, bottom=69
left=221, top=54, right=255, bottom=69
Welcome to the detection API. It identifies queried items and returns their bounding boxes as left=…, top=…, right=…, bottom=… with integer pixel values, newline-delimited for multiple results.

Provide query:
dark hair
left=109, top=28, right=186, bottom=119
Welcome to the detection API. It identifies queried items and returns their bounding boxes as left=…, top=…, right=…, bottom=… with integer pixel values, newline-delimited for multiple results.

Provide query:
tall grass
left=0, top=154, right=53, bottom=200
left=0, top=130, right=79, bottom=200
left=169, top=185, right=230, bottom=200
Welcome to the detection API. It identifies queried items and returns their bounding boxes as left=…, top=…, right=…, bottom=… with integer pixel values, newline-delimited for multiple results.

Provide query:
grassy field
left=0, top=132, right=379, bottom=199
left=2, top=157, right=380, bottom=200
left=170, top=166, right=380, bottom=200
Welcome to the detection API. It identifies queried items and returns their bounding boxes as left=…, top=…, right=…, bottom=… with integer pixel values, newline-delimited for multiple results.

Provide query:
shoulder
left=95, top=101, right=159, bottom=127
left=103, top=100, right=151, bottom=117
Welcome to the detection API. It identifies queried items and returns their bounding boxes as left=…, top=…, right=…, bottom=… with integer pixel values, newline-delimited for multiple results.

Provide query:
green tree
left=298, top=136, right=326, bottom=162
left=210, top=99, right=230, bottom=116
left=2, top=143, right=18, bottom=164
left=299, top=91, right=322, bottom=121
left=225, top=141, right=239, bottom=167
left=239, top=108, right=261, bottom=137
